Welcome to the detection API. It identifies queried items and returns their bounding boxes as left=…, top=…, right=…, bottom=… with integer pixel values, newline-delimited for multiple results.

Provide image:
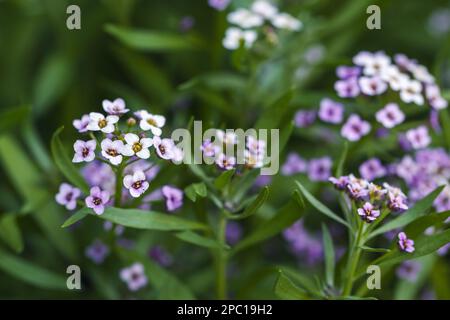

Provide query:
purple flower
left=120, top=263, right=148, bottom=291
left=153, top=136, right=175, bottom=160
left=208, top=0, right=230, bottom=11
left=375, top=103, right=405, bottom=128
left=359, top=158, right=386, bottom=181
left=336, top=66, right=361, bottom=79
left=294, top=110, right=316, bottom=128
left=215, top=153, right=236, bottom=170
left=438, top=243, right=450, bottom=256
left=346, top=178, right=370, bottom=200
left=85, top=186, right=110, bottom=215
left=430, top=110, right=442, bottom=133
left=329, top=176, right=350, bottom=190
left=162, top=185, right=183, bottom=212
left=308, top=157, right=332, bottom=182
left=334, top=78, right=360, bottom=98
left=72, top=140, right=96, bottom=163
left=318, top=98, right=344, bottom=124
left=435, top=187, right=450, bottom=212
left=85, top=240, right=109, bottom=264
left=358, top=76, right=388, bottom=96
left=149, top=246, right=173, bottom=267
left=387, top=194, right=409, bottom=213
left=341, top=114, right=371, bottom=141
left=226, top=221, right=243, bottom=245
left=406, top=126, right=431, bottom=150
left=396, top=261, right=421, bottom=281
left=101, top=138, right=124, bottom=165
left=123, top=171, right=149, bottom=198
left=426, top=84, right=448, bottom=110
left=201, top=139, right=220, bottom=157
left=73, top=114, right=90, bottom=133
left=281, top=152, right=307, bottom=176
left=357, top=202, right=380, bottom=223
left=246, top=136, right=266, bottom=155
left=102, top=98, right=129, bottom=115
left=398, top=232, right=415, bottom=253
left=55, top=183, right=81, bottom=210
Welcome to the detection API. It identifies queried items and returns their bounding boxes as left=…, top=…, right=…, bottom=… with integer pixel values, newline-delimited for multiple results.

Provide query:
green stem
left=216, top=213, right=228, bottom=300
left=114, top=163, right=125, bottom=207
left=342, top=221, right=364, bottom=296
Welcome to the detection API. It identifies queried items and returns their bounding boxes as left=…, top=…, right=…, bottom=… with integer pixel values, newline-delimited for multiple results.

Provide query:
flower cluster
left=281, top=152, right=332, bottom=182
left=223, top=0, right=302, bottom=50
left=55, top=98, right=184, bottom=215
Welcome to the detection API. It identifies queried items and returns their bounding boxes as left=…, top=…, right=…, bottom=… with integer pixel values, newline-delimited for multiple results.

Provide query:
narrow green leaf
left=175, top=231, right=228, bottom=250
left=51, top=126, right=89, bottom=193
left=230, top=186, right=269, bottom=220
left=214, top=169, right=235, bottom=190
left=321, top=224, right=335, bottom=286
left=295, top=180, right=350, bottom=229
left=0, top=214, right=24, bottom=253
left=404, top=210, right=450, bottom=238
left=359, top=246, right=391, bottom=253
left=61, top=207, right=90, bottom=228
left=369, top=186, right=445, bottom=239
left=274, top=270, right=310, bottom=300
left=335, top=141, right=349, bottom=177
left=0, top=248, right=66, bottom=290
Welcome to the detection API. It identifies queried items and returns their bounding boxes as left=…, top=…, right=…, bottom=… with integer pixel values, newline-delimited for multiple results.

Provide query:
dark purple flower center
left=132, top=180, right=143, bottom=190
left=107, top=148, right=118, bottom=157
left=82, top=147, right=90, bottom=157
left=65, top=192, right=73, bottom=202
left=93, top=197, right=102, bottom=206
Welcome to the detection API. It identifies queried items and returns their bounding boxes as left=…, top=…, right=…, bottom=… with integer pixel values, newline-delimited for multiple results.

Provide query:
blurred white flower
left=223, top=27, right=257, bottom=50
left=271, top=13, right=302, bottom=31
left=228, top=8, right=264, bottom=29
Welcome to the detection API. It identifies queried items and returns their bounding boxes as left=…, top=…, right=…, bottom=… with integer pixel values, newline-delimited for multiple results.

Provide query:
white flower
left=251, top=0, right=278, bottom=19
left=223, top=27, right=257, bottom=50
left=121, top=133, right=153, bottom=159
left=153, top=136, right=175, bottom=160
left=410, top=64, right=435, bottom=84
left=216, top=129, right=238, bottom=145
left=246, top=136, right=266, bottom=155
left=244, top=150, right=264, bottom=169
left=227, top=8, right=264, bottom=29
left=102, top=98, right=129, bottom=115
left=171, top=146, right=184, bottom=164
left=123, top=171, right=149, bottom=198
left=101, top=138, right=124, bottom=165
left=380, top=65, right=409, bottom=91
left=87, top=112, right=119, bottom=133
left=138, top=110, right=166, bottom=136
left=426, top=84, right=448, bottom=110
left=400, top=79, right=424, bottom=105
left=358, top=76, right=388, bottom=96
left=362, top=52, right=391, bottom=76
left=271, top=13, right=302, bottom=31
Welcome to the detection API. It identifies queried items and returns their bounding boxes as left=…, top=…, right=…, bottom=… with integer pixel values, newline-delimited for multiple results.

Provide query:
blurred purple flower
left=294, top=110, right=316, bottom=128
left=318, top=98, right=344, bottom=124
left=375, top=103, right=405, bottom=128
left=308, top=157, right=332, bottom=182
left=281, top=153, right=307, bottom=176
left=120, top=263, right=147, bottom=291
left=85, top=240, right=109, bottom=264
left=55, top=183, right=81, bottom=211
left=396, top=261, right=421, bottom=282
left=341, top=114, right=371, bottom=141
left=334, top=78, right=360, bottom=98
left=179, top=16, right=195, bottom=32
left=226, top=221, right=243, bottom=245
left=336, top=66, right=361, bottom=79
left=162, top=186, right=184, bottom=212
left=149, top=246, right=173, bottom=267
left=406, top=126, right=431, bottom=150
left=208, top=0, right=230, bottom=11
left=359, top=158, right=386, bottom=181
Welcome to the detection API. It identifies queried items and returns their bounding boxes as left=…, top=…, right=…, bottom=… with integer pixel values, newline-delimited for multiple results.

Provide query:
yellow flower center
left=147, top=118, right=157, bottom=126
left=132, top=142, right=142, bottom=153
left=98, top=119, right=107, bottom=128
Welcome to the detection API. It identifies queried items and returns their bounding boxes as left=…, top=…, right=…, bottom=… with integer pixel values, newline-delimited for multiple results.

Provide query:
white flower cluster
left=223, top=0, right=302, bottom=50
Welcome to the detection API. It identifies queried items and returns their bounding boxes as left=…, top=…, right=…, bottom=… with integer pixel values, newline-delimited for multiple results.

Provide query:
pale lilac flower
left=216, top=153, right=236, bottom=170
left=226, top=221, right=243, bottom=245
left=121, top=133, right=153, bottom=159
left=72, top=140, right=96, bottom=163
left=102, top=98, right=129, bottom=115
left=271, top=13, right=302, bottom=31
left=341, top=114, right=371, bottom=141
left=411, top=64, right=435, bottom=84
left=208, top=0, right=230, bottom=11
left=251, top=1, right=278, bottom=19
left=329, top=176, right=350, bottom=190
left=120, top=263, right=147, bottom=291
left=400, top=80, right=424, bottom=105
left=216, top=129, right=238, bottom=145
left=55, top=183, right=80, bottom=210
left=359, top=158, right=386, bottom=181
left=398, top=232, right=415, bottom=253
left=153, top=136, right=175, bottom=160
left=201, top=139, right=221, bottom=157
left=336, top=66, right=361, bottom=79
left=171, top=145, right=184, bottom=164
left=123, top=171, right=149, bottom=198
left=73, top=114, right=90, bottom=133
left=281, top=153, right=307, bottom=176
left=162, top=185, right=184, bottom=212
left=85, top=186, right=110, bottom=215
left=308, top=157, right=332, bottom=182
left=396, top=261, right=421, bottom=281
left=375, top=103, right=405, bottom=128
left=406, top=126, right=431, bottom=150
left=227, top=9, right=264, bottom=29
left=356, top=51, right=391, bottom=76
left=394, top=53, right=417, bottom=72
left=87, top=112, right=119, bottom=133
left=359, top=76, right=388, bottom=96
left=101, top=138, right=124, bottom=165
left=82, top=161, right=115, bottom=192
left=346, top=177, right=370, bottom=200
left=85, top=240, right=109, bottom=264
left=334, top=78, right=360, bottom=98
left=137, top=110, right=165, bottom=136
left=246, top=136, right=266, bottom=155
left=149, top=246, right=173, bottom=267
left=388, top=194, right=409, bottom=213
left=435, top=187, right=450, bottom=212
left=318, top=98, right=344, bottom=124
left=294, top=110, right=316, bottom=127
left=380, top=65, right=409, bottom=91
left=426, top=84, right=448, bottom=110
left=357, top=202, right=380, bottom=222
left=244, top=150, right=264, bottom=169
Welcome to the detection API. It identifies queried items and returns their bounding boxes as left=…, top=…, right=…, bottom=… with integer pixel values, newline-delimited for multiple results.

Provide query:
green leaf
left=0, top=248, right=66, bottom=290
left=369, top=186, right=445, bottom=239
left=321, top=224, right=335, bottom=286
left=229, top=186, right=269, bottom=220
left=335, top=141, right=349, bottom=177
left=439, top=108, right=450, bottom=151
left=184, top=182, right=208, bottom=202
left=51, top=126, right=89, bottom=193
left=96, top=207, right=208, bottom=231
left=214, top=169, right=235, bottom=190
left=61, top=207, right=90, bottom=228
left=358, top=246, right=391, bottom=253
left=0, top=105, right=29, bottom=134
left=0, top=214, right=24, bottom=253
left=256, top=88, right=295, bottom=130
left=175, top=231, right=228, bottom=250
left=105, top=24, right=200, bottom=52
left=274, top=270, right=310, bottom=300
left=295, top=180, right=350, bottom=229
left=404, top=211, right=450, bottom=238
left=232, top=191, right=303, bottom=254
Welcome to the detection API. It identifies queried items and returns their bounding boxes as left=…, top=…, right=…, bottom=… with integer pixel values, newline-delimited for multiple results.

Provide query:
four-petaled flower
left=87, top=112, right=119, bottom=133
left=405, top=126, right=431, bottom=150
left=123, top=171, right=149, bottom=198
left=162, top=185, right=184, bottom=212
left=121, top=133, right=153, bottom=159
left=55, top=183, right=81, bottom=210
left=102, top=98, right=130, bottom=115
left=72, top=140, right=96, bottom=163
left=153, top=136, right=175, bottom=160
left=73, top=114, right=90, bottom=133
left=85, top=186, right=110, bottom=215
left=216, top=153, right=236, bottom=170
left=137, top=110, right=166, bottom=136
left=120, top=263, right=148, bottom=291
left=341, top=114, right=371, bottom=141
left=101, top=138, right=124, bottom=165
left=398, top=232, right=415, bottom=253
left=375, top=103, right=405, bottom=129
left=357, top=202, right=380, bottom=223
